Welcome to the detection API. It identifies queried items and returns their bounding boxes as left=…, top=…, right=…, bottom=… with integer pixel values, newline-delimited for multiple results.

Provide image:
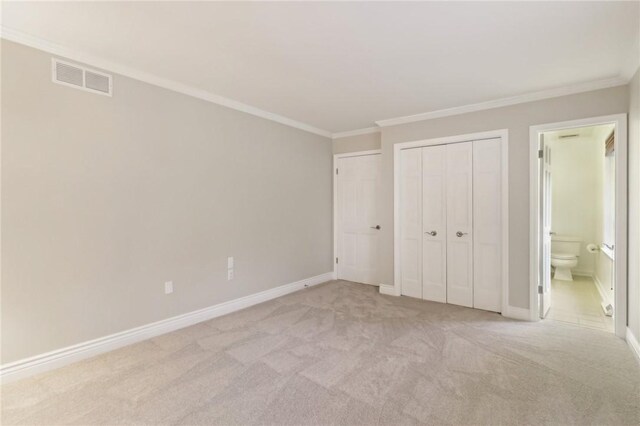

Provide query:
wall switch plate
left=227, top=257, right=234, bottom=269
left=227, top=269, right=234, bottom=281
left=164, top=281, right=173, bottom=294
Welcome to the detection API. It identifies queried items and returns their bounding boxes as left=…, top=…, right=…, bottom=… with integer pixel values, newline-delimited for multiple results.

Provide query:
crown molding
left=2, top=27, right=633, bottom=139
left=375, top=76, right=629, bottom=128
left=0, top=27, right=333, bottom=138
left=332, top=126, right=380, bottom=139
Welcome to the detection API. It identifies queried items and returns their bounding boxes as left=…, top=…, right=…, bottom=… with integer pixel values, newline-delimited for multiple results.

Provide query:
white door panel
left=400, top=148, right=422, bottom=298
left=541, top=140, right=552, bottom=317
left=337, top=154, right=381, bottom=285
left=473, top=138, right=502, bottom=312
left=446, top=142, right=473, bottom=308
left=421, top=145, right=447, bottom=303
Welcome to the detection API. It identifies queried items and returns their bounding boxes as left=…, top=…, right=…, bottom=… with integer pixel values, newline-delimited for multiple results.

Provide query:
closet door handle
left=425, top=231, right=437, bottom=236
left=370, top=225, right=381, bottom=230
left=456, top=231, right=468, bottom=237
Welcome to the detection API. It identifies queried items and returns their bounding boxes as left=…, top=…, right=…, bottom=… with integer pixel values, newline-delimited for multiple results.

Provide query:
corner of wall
left=626, top=327, right=640, bottom=365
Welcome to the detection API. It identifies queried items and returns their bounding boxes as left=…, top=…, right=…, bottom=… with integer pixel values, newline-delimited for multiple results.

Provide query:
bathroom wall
left=546, top=125, right=612, bottom=276
left=595, top=251, right=614, bottom=306
left=593, top=124, right=616, bottom=307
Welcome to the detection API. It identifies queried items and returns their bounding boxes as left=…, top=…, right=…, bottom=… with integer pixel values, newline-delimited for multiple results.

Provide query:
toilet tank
left=551, top=235, right=582, bottom=256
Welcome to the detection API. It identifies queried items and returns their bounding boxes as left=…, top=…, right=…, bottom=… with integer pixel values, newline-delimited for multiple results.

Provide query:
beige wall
left=1, top=40, right=333, bottom=363
left=332, top=132, right=381, bottom=154
left=380, top=86, right=629, bottom=309
left=628, top=68, right=640, bottom=341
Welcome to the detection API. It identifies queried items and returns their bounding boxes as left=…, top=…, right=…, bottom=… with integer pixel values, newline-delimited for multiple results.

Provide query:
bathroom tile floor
left=547, top=275, right=614, bottom=333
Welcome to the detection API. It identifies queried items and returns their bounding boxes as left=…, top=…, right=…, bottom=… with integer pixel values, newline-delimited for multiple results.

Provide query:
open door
left=540, top=135, right=552, bottom=318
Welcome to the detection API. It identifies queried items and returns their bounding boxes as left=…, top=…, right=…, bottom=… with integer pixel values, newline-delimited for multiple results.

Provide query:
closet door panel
left=473, top=138, right=502, bottom=312
left=400, top=148, right=422, bottom=298
left=421, top=145, right=447, bottom=303
left=446, top=142, right=473, bottom=308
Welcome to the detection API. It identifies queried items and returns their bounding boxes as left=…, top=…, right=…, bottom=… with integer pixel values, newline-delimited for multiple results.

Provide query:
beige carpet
left=2, top=280, right=639, bottom=425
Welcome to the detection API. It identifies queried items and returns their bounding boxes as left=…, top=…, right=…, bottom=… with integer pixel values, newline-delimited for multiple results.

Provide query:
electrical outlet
left=227, top=269, right=234, bottom=281
left=164, top=281, right=173, bottom=294
left=227, top=256, right=234, bottom=269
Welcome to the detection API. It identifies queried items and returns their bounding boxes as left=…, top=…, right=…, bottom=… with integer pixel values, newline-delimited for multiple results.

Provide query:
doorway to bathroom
left=530, top=114, right=627, bottom=338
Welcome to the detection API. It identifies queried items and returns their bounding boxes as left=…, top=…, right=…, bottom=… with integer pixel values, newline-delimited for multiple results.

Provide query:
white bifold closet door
left=445, top=142, right=474, bottom=308
left=399, top=138, right=502, bottom=312
left=473, top=138, right=502, bottom=312
left=421, top=146, right=447, bottom=303
left=400, top=148, right=422, bottom=298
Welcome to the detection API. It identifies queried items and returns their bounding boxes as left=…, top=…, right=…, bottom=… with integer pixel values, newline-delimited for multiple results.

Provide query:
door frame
left=529, top=114, right=627, bottom=338
left=333, top=149, right=382, bottom=281
left=392, top=129, right=510, bottom=313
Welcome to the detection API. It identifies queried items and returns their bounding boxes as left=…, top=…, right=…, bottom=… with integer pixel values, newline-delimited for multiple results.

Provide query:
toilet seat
left=551, top=252, right=576, bottom=260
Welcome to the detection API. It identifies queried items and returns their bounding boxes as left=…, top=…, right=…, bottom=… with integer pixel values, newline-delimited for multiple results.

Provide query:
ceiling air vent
left=52, top=58, right=112, bottom=96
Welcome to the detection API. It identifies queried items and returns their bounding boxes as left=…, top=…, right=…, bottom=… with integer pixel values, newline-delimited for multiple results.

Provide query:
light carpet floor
left=2, top=280, right=639, bottom=425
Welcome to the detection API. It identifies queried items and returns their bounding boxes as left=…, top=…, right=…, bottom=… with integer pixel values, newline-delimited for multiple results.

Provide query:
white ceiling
left=2, top=1, right=639, bottom=134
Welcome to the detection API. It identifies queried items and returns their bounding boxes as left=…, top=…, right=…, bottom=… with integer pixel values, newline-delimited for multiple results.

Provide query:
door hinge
left=538, top=149, right=543, bottom=159
left=335, top=257, right=339, bottom=264
left=538, top=285, right=543, bottom=294
left=336, top=168, right=339, bottom=175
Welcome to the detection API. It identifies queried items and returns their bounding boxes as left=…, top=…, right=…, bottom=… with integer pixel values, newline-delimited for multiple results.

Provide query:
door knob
left=425, top=231, right=437, bottom=236
left=456, top=231, right=468, bottom=237
left=370, top=225, right=381, bottom=230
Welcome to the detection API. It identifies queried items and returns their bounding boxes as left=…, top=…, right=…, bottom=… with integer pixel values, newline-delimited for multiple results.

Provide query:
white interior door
left=421, top=146, right=447, bottom=303
left=473, top=138, right=502, bottom=312
left=446, top=142, right=474, bottom=308
left=400, top=148, right=422, bottom=298
left=337, top=154, right=381, bottom=285
left=540, top=138, right=552, bottom=317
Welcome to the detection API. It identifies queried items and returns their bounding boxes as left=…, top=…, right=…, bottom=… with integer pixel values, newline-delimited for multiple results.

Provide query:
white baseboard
left=627, top=328, right=640, bottom=365
left=592, top=274, right=614, bottom=306
left=593, top=274, right=606, bottom=301
left=379, top=284, right=400, bottom=296
left=502, top=305, right=532, bottom=321
left=572, top=269, right=594, bottom=277
left=0, top=272, right=334, bottom=384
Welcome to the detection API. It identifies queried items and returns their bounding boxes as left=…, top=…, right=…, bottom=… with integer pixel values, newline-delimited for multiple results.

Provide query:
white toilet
left=550, top=235, right=582, bottom=281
